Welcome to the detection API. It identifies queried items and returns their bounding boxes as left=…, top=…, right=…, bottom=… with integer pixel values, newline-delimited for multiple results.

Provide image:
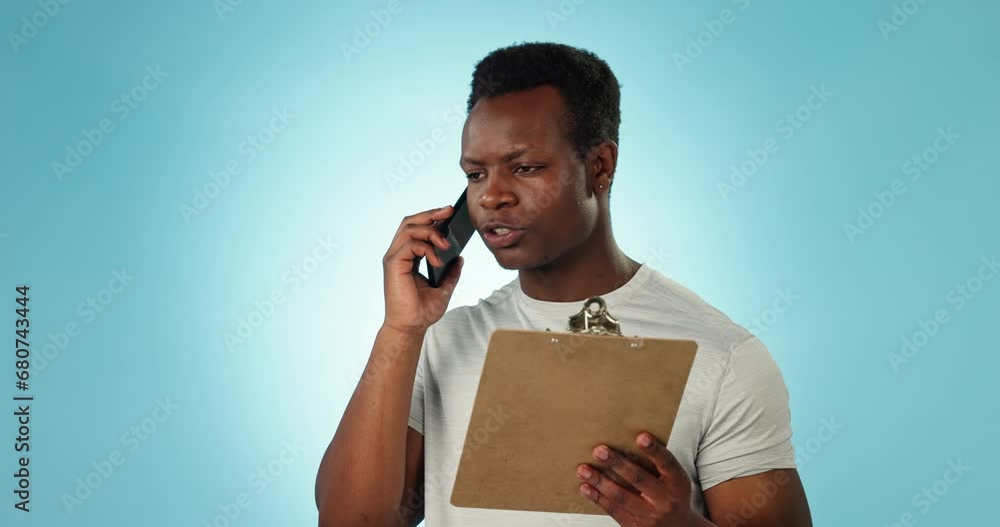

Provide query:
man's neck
left=517, top=241, right=641, bottom=303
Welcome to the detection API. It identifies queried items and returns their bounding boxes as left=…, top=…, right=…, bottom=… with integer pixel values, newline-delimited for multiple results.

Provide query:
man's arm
left=574, top=334, right=813, bottom=524
left=696, top=336, right=812, bottom=525
left=704, top=469, right=812, bottom=526
left=314, top=326, right=427, bottom=527
left=398, top=426, right=426, bottom=526
left=576, top=435, right=812, bottom=526
left=314, top=205, right=464, bottom=527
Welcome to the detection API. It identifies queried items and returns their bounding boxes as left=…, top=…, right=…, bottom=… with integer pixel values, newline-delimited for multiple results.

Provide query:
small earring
left=598, top=184, right=604, bottom=190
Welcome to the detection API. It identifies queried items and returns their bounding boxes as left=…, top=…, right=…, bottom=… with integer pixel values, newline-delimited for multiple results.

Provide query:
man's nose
left=478, top=172, right=517, bottom=210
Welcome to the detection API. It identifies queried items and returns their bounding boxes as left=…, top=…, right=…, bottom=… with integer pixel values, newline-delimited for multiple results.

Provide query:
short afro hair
left=467, top=42, right=621, bottom=163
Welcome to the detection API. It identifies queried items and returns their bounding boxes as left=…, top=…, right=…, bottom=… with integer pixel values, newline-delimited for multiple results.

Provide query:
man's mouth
left=481, top=224, right=525, bottom=249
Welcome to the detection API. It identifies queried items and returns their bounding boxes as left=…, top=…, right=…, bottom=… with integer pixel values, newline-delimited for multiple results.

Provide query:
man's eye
left=514, top=165, right=542, bottom=173
left=466, top=172, right=484, bottom=181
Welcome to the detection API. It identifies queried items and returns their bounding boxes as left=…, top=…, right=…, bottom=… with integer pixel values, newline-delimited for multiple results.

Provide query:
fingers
left=591, top=444, right=666, bottom=504
left=578, top=481, right=642, bottom=526
left=636, top=432, right=685, bottom=483
left=384, top=239, right=445, bottom=275
left=388, top=222, right=451, bottom=256
left=579, top=437, right=696, bottom=524
left=576, top=463, right=652, bottom=517
left=384, top=206, right=455, bottom=269
left=393, top=205, right=453, bottom=238
left=384, top=205, right=455, bottom=277
left=403, top=205, right=455, bottom=225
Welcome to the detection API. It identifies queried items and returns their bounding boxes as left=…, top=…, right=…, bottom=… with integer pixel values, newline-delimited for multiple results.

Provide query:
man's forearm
left=315, top=325, right=425, bottom=525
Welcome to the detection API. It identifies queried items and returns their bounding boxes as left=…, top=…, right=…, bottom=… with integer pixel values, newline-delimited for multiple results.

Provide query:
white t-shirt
left=408, top=264, right=796, bottom=525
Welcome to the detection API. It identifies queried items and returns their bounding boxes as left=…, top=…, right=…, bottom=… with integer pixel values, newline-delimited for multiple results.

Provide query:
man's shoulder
left=631, top=267, right=755, bottom=355
left=431, top=278, right=520, bottom=332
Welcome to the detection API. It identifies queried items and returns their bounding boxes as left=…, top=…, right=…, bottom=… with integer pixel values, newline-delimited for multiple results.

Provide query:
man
left=316, top=42, right=813, bottom=526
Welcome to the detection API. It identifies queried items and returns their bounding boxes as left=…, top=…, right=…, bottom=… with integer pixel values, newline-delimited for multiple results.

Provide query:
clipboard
left=450, top=296, right=698, bottom=515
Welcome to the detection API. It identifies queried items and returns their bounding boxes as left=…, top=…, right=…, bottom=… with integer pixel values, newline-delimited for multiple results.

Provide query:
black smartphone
left=423, top=189, right=474, bottom=288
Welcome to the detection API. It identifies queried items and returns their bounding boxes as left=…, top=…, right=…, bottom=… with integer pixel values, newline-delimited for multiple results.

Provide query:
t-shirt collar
left=513, top=263, right=652, bottom=319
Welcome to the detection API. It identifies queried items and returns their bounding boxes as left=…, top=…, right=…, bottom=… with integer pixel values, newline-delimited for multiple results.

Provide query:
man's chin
left=492, top=252, right=524, bottom=270
left=490, top=247, right=545, bottom=271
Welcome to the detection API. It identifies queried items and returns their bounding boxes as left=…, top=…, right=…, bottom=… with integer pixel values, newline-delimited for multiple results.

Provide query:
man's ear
left=589, top=140, right=619, bottom=192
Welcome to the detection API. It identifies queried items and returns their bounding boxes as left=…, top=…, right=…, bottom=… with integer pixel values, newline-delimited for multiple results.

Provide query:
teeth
left=493, top=227, right=511, bottom=235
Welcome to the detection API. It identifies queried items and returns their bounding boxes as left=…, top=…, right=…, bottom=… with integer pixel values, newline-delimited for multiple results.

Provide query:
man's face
left=460, top=85, right=599, bottom=270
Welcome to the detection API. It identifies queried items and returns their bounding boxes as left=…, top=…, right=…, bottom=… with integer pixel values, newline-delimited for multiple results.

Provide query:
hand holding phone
left=384, top=202, right=465, bottom=334
left=421, top=189, right=474, bottom=288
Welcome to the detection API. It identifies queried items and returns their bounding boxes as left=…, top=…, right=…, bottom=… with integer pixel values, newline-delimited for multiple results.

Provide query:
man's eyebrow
left=461, top=147, right=534, bottom=166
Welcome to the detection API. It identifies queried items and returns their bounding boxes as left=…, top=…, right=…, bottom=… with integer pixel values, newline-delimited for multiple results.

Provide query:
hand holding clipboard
left=451, top=297, right=698, bottom=517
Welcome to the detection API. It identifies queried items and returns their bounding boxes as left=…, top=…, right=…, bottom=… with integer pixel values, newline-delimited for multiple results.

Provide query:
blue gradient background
left=1, top=0, right=997, bottom=525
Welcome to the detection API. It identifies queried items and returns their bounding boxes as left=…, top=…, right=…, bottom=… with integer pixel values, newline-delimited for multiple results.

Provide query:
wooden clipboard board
left=450, top=297, right=698, bottom=515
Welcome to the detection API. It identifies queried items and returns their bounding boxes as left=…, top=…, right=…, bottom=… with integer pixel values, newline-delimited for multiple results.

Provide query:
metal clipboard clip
left=545, top=296, right=645, bottom=349
left=567, top=296, right=622, bottom=335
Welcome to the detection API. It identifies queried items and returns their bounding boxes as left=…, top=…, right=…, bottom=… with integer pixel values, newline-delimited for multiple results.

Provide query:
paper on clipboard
left=449, top=297, right=698, bottom=515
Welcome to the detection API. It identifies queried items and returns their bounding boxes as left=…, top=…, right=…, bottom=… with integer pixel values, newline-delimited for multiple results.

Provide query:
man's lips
left=480, top=222, right=526, bottom=249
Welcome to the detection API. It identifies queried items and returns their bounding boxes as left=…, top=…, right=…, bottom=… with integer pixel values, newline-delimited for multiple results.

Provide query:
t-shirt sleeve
left=696, top=336, right=797, bottom=490
left=407, top=331, right=430, bottom=435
